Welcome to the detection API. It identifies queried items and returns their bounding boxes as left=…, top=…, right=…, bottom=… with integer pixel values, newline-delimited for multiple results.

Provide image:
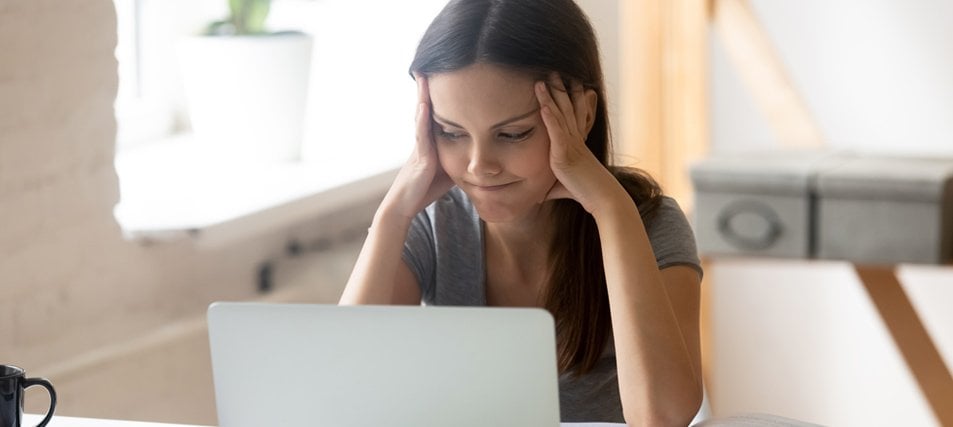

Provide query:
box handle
left=717, top=199, right=783, bottom=251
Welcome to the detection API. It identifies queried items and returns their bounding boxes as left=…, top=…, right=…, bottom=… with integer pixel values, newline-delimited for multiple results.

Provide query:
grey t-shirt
left=401, top=186, right=702, bottom=422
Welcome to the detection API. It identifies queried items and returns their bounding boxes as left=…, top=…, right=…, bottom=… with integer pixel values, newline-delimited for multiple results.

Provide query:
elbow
left=624, top=386, right=703, bottom=427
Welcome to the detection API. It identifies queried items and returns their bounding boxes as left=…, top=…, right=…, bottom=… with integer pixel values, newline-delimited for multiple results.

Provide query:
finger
left=414, top=101, right=434, bottom=158
left=414, top=72, right=430, bottom=105
left=413, top=74, right=435, bottom=157
left=535, top=81, right=567, bottom=134
left=548, top=73, right=579, bottom=134
left=571, top=81, right=589, bottom=135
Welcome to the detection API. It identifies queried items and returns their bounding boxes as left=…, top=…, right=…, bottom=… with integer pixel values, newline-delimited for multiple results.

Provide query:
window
left=112, top=0, right=447, bottom=240
left=114, top=0, right=226, bottom=148
left=114, top=0, right=446, bottom=159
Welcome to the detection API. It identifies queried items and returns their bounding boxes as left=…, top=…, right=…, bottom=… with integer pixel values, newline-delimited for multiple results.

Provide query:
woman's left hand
left=535, top=73, right=620, bottom=215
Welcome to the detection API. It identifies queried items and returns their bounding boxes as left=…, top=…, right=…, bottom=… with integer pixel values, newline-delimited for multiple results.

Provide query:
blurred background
left=2, top=0, right=951, bottom=425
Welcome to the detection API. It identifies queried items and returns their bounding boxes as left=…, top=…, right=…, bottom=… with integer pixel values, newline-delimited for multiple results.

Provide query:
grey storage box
left=690, top=151, right=846, bottom=258
left=815, top=157, right=953, bottom=264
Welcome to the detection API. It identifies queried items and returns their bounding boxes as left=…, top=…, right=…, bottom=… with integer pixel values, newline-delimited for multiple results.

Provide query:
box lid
left=815, top=157, right=953, bottom=202
left=690, top=150, right=848, bottom=196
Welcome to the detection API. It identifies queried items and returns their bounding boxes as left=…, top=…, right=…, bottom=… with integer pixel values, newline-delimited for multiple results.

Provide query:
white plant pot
left=178, top=33, right=312, bottom=162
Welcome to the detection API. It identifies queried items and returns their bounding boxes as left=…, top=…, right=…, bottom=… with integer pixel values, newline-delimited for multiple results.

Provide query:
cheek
left=435, top=144, right=465, bottom=176
left=521, top=134, right=553, bottom=174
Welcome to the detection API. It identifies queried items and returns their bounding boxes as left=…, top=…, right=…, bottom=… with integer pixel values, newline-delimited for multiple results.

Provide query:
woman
left=340, top=0, right=703, bottom=424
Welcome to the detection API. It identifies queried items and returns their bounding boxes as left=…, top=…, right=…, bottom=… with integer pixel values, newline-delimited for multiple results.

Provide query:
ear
left=582, top=89, right=598, bottom=136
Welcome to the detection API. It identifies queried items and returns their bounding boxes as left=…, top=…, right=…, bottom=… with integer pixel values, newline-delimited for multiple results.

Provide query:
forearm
left=591, top=186, right=701, bottom=425
left=338, top=206, right=413, bottom=305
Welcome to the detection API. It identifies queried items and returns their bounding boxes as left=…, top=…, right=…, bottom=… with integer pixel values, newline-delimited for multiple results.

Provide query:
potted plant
left=206, top=0, right=273, bottom=36
left=178, top=0, right=313, bottom=163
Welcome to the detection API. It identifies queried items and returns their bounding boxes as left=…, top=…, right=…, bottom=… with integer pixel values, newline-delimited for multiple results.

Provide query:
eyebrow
left=432, top=107, right=540, bottom=130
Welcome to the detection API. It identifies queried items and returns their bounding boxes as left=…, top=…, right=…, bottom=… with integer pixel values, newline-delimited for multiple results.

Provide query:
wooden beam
left=618, top=0, right=709, bottom=209
left=618, top=0, right=663, bottom=177
left=661, top=0, right=709, bottom=210
left=712, top=0, right=826, bottom=148
left=854, top=265, right=953, bottom=427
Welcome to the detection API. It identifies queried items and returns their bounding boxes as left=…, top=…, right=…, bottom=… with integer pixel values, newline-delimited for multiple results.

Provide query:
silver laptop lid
left=207, top=302, right=560, bottom=427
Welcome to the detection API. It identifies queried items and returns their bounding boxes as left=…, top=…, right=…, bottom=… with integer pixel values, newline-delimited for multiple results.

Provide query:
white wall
left=576, top=0, right=621, bottom=145
left=708, top=1, right=953, bottom=425
left=713, top=0, right=953, bottom=156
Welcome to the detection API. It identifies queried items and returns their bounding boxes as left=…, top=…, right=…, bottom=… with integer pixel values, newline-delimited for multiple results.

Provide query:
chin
left=457, top=181, right=553, bottom=223
left=471, top=200, right=546, bottom=224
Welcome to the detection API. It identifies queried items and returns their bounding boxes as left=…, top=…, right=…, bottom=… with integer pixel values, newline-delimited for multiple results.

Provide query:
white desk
left=23, top=414, right=210, bottom=427
left=25, top=414, right=622, bottom=426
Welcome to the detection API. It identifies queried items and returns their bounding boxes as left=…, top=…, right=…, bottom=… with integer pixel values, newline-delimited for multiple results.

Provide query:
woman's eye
left=499, top=128, right=534, bottom=142
left=435, top=128, right=466, bottom=140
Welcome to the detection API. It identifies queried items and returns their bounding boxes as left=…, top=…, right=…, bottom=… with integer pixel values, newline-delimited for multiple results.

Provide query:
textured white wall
left=1, top=0, right=126, bottom=365
left=0, top=1, right=370, bottom=423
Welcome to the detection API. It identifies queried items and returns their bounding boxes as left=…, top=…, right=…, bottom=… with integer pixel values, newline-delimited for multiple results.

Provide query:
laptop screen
left=207, top=302, right=560, bottom=427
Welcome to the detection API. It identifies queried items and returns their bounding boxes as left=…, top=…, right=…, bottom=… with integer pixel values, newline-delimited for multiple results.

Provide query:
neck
left=483, top=202, right=555, bottom=267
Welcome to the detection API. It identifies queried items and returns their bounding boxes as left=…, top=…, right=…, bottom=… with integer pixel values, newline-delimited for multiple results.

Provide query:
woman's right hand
left=342, top=75, right=443, bottom=305
left=378, top=73, right=454, bottom=225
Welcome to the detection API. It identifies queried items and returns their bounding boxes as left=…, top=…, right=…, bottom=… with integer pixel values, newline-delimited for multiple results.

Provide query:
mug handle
left=22, top=377, right=56, bottom=427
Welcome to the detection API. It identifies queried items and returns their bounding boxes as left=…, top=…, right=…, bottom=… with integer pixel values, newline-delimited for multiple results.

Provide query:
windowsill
left=113, top=134, right=400, bottom=246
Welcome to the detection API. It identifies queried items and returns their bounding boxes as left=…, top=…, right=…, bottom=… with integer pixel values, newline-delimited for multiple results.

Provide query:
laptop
left=207, top=302, right=561, bottom=426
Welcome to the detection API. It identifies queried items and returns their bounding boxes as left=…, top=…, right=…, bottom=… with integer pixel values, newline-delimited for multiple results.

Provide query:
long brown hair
left=410, top=0, right=663, bottom=376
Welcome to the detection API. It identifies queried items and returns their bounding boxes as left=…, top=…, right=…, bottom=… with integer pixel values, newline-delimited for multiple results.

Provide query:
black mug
left=0, top=365, right=56, bottom=427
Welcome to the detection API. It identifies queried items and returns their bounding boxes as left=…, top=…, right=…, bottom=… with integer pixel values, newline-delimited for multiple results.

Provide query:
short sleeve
left=644, top=197, right=703, bottom=278
left=401, top=208, right=437, bottom=301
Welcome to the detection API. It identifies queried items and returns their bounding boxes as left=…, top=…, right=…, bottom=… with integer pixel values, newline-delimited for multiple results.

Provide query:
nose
left=467, top=139, right=502, bottom=177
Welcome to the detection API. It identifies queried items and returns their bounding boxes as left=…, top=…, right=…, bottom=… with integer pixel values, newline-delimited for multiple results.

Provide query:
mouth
left=469, top=181, right=517, bottom=192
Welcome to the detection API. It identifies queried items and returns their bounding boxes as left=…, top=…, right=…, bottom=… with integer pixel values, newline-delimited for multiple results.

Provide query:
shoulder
left=408, top=187, right=482, bottom=249
left=643, top=196, right=703, bottom=276
left=408, top=187, right=479, bottom=240
left=653, top=196, right=688, bottom=222
left=404, top=187, right=484, bottom=304
left=408, top=187, right=486, bottom=305
left=610, top=166, right=664, bottom=218
left=643, top=196, right=691, bottom=235
left=424, top=187, right=479, bottom=225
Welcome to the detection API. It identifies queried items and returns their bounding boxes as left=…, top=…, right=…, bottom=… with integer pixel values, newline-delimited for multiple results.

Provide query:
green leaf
left=245, top=0, right=271, bottom=34
left=228, top=0, right=271, bottom=35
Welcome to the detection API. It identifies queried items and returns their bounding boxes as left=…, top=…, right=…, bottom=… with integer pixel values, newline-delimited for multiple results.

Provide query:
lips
left=469, top=182, right=516, bottom=192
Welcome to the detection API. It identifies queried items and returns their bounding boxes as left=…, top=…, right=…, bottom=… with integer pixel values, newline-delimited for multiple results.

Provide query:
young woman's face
left=428, top=63, right=556, bottom=223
